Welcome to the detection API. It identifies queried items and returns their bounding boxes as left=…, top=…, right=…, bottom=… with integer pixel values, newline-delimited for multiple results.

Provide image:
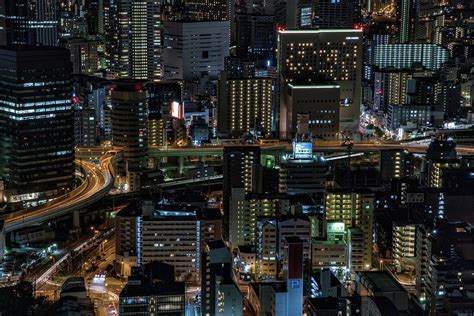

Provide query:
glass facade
left=0, top=47, right=74, bottom=198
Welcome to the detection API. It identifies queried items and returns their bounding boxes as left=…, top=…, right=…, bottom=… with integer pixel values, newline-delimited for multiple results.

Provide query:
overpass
left=146, top=141, right=474, bottom=158
left=1, top=152, right=121, bottom=233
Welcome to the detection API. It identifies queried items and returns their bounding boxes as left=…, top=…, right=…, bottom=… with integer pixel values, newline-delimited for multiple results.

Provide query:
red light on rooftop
left=277, top=25, right=286, bottom=31
left=353, top=24, right=365, bottom=31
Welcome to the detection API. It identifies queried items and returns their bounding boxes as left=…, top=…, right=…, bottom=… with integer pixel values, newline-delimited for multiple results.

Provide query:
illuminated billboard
left=171, top=101, right=183, bottom=119
left=327, top=222, right=345, bottom=233
left=293, top=141, right=312, bottom=159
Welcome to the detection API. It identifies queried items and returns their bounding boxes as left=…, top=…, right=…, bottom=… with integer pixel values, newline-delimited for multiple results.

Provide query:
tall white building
left=163, top=21, right=230, bottom=81
left=141, top=209, right=200, bottom=281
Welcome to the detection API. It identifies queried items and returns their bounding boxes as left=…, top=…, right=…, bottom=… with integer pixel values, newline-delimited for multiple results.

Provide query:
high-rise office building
left=438, top=81, right=462, bottom=119
left=106, top=0, right=161, bottom=81
left=277, top=29, right=363, bottom=130
left=312, top=0, right=358, bottom=29
left=285, top=0, right=313, bottom=29
left=111, top=80, right=148, bottom=175
left=141, top=208, right=200, bottom=281
left=374, top=44, right=448, bottom=71
left=217, top=76, right=273, bottom=136
left=0, top=47, right=74, bottom=203
left=223, top=145, right=261, bottom=239
left=115, top=201, right=222, bottom=279
left=163, top=21, right=230, bottom=81
left=364, top=31, right=390, bottom=81
left=1, top=0, right=59, bottom=46
left=224, top=57, right=258, bottom=79
left=387, top=104, right=432, bottom=130
left=63, top=38, right=99, bottom=75
left=235, top=14, right=276, bottom=68
left=280, top=84, right=340, bottom=139
left=183, top=0, right=228, bottom=21
left=279, top=141, right=328, bottom=195
left=115, top=201, right=141, bottom=277
left=85, top=0, right=105, bottom=35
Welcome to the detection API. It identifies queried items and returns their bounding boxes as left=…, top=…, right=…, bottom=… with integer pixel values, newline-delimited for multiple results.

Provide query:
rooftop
left=357, top=271, right=406, bottom=293
left=120, top=282, right=185, bottom=297
left=307, top=297, right=340, bottom=310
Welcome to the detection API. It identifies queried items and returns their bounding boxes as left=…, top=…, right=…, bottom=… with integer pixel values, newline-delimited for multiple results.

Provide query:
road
left=2, top=153, right=118, bottom=233
left=33, top=228, right=115, bottom=290
left=85, top=238, right=122, bottom=316
left=3, top=139, right=471, bottom=237
left=144, top=139, right=474, bottom=156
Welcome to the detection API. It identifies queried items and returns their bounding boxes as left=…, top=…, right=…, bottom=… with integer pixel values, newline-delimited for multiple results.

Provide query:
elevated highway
left=7, top=139, right=470, bottom=233
left=2, top=152, right=120, bottom=233
left=146, top=141, right=474, bottom=158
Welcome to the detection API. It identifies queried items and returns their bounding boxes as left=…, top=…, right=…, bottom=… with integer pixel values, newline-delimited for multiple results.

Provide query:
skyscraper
left=285, top=0, right=313, bottom=29
left=235, top=14, right=276, bottom=68
left=163, top=20, right=230, bottom=81
left=312, top=0, right=358, bottom=29
left=277, top=29, right=363, bottom=132
left=183, top=0, right=228, bottom=21
left=111, top=80, right=148, bottom=181
left=1, top=0, right=59, bottom=46
left=0, top=47, right=74, bottom=203
left=398, top=0, right=419, bottom=43
left=106, top=0, right=161, bottom=81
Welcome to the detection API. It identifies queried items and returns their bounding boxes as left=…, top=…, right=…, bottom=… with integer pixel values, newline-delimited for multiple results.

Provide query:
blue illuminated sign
left=291, top=280, right=300, bottom=289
